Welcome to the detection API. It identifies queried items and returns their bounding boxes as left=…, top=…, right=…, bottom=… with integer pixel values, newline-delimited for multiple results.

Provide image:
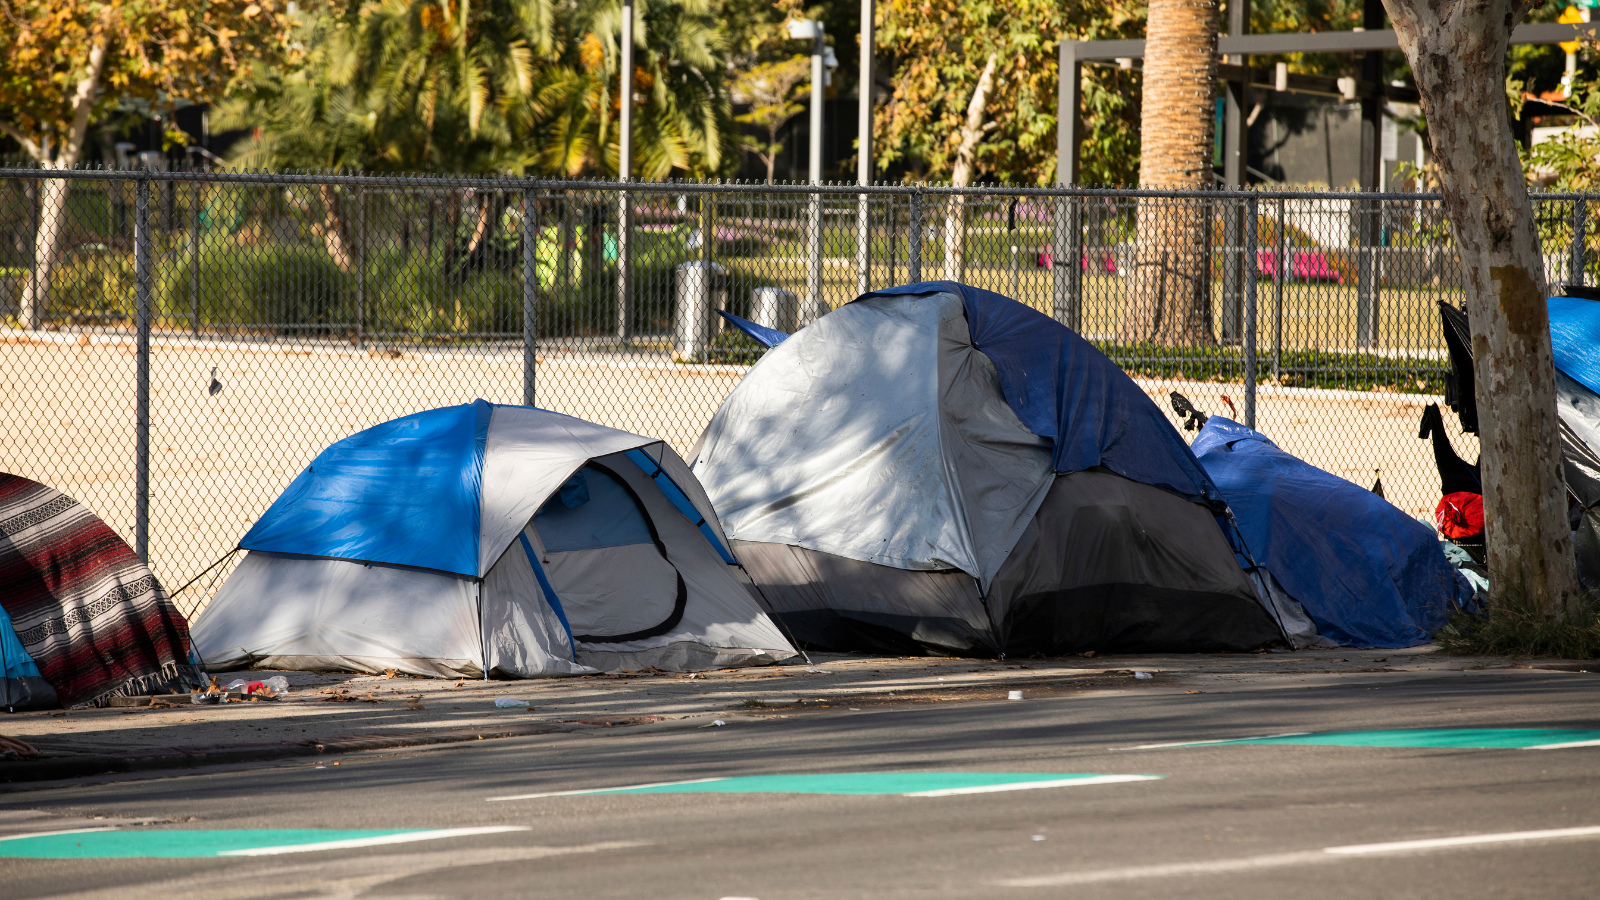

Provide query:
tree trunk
left=1121, top=0, right=1219, bottom=345
left=943, top=54, right=998, bottom=283
left=17, top=33, right=109, bottom=329
left=1385, top=0, right=1579, bottom=615
left=316, top=184, right=354, bottom=273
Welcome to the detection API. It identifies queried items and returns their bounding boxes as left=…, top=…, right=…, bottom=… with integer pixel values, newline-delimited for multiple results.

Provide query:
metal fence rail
left=3, top=168, right=1587, bottom=613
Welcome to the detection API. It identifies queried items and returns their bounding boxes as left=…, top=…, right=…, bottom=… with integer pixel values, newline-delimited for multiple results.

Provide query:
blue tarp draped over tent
left=1549, top=295, right=1600, bottom=394
left=1192, top=416, right=1471, bottom=648
left=856, top=281, right=1225, bottom=505
left=241, top=400, right=492, bottom=576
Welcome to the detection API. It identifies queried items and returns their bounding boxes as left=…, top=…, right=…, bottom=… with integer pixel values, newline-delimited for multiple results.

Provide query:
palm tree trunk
left=1122, top=0, right=1219, bottom=346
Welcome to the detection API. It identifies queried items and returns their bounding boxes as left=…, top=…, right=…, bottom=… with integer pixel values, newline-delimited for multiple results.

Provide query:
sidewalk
left=2, top=647, right=1588, bottom=785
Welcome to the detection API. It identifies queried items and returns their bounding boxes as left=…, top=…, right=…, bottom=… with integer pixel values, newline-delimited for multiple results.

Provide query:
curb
left=0, top=720, right=594, bottom=784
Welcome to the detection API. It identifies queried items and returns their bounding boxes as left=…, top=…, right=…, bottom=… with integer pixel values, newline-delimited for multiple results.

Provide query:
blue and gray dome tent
left=192, top=402, right=795, bottom=676
left=697, top=283, right=1286, bottom=656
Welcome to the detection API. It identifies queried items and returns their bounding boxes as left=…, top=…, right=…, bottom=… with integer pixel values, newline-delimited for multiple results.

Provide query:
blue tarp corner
left=240, top=401, right=490, bottom=576
left=718, top=310, right=789, bottom=349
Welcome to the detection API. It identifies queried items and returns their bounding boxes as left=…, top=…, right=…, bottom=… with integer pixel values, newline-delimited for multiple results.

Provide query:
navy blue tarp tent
left=1192, top=417, right=1473, bottom=648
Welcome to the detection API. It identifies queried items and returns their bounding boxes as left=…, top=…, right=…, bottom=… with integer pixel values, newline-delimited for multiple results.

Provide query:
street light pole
left=616, top=0, right=634, bottom=343
left=856, top=0, right=873, bottom=295
left=789, top=18, right=834, bottom=323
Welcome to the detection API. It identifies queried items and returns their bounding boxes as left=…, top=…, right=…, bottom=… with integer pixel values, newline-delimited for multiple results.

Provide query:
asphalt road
left=2, top=668, right=1597, bottom=899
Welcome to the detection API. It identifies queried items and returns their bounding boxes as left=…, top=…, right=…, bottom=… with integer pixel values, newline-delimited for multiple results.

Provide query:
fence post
left=1355, top=195, right=1378, bottom=348
left=908, top=187, right=923, bottom=283
left=134, top=174, right=152, bottom=565
left=354, top=187, right=365, bottom=349
left=522, top=187, right=537, bottom=406
left=1571, top=198, right=1587, bottom=288
left=189, top=180, right=201, bottom=336
left=1051, top=193, right=1082, bottom=329
left=1274, top=197, right=1285, bottom=381
left=806, top=186, right=822, bottom=318
left=617, top=188, right=632, bottom=341
left=1244, top=195, right=1258, bottom=430
left=29, top=177, right=38, bottom=325
left=1221, top=196, right=1243, bottom=344
left=856, top=192, right=870, bottom=296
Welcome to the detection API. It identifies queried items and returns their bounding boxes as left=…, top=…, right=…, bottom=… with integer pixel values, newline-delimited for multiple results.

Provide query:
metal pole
left=1222, top=196, right=1242, bottom=344
left=1356, top=196, right=1377, bottom=348
left=522, top=188, right=538, bottom=406
left=189, top=180, right=201, bottom=336
left=806, top=26, right=825, bottom=316
left=1244, top=195, right=1258, bottom=430
left=134, top=175, right=152, bottom=564
left=810, top=29, right=824, bottom=185
left=807, top=189, right=823, bottom=319
left=1571, top=197, right=1587, bottom=288
left=1274, top=196, right=1285, bottom=380
left=908, top=187, right=923, bottom=282
left=1055, top=40, right=1081, bottom=187
left=617, top=0, right=634, bottom=341
left=354, top=188, right=365, bottom=349
left=856, top=0, right=873, bottom=296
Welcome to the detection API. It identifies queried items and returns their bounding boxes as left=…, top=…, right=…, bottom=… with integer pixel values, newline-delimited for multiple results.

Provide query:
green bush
left=1437, top=588, right=1600, bottom=659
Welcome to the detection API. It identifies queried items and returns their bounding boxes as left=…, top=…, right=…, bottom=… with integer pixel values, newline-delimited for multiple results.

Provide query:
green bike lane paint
left=487, top=772, right=1164, bottom=801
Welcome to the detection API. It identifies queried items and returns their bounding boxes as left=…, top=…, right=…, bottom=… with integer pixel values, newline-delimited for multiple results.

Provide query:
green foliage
left=220, top=0, right=735, bottom=178
left=1438, top=588, right=1600, bottom=659
left=874, top=0, right=1140, bottom=185
left=731, top=55, right=810, bottom=183
left=1093, top=343, right=1448, bottom=394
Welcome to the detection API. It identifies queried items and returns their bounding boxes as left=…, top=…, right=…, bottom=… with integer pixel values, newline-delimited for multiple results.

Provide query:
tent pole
left=478, top=581, right=489, bottom=681
left=738, top=564, right=811, bottom=666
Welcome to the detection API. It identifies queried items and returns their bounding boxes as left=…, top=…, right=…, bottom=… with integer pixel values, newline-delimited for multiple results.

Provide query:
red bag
left=1435, top=492, right=1484, bottom=540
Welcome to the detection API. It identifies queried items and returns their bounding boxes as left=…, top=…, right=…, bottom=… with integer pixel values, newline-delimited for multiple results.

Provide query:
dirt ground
left=1, top=332, right=1471, bottom=611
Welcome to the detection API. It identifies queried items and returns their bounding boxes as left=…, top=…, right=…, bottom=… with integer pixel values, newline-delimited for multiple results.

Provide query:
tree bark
left=316, top=184, right=354, bottom=273
left=1384, top=0, right=1579, bottom=615
left=17, top=32, right=110, bottom=330
left=1121, top=0, right=1219, bottom=345
left=943, top=54, right=998, bottom=282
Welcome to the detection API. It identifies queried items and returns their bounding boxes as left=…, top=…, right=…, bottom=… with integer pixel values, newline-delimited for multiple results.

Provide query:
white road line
left=903, top=775, right=1163, bottom=797
left=1001, top=851, right=1327, bottom=886
left=1526, top=739, right=1600, bottom=750
left=217, top=826, right=531, bottom=857
left=1000, top=825, right=1600, bottom=887
left=1129, top=733, right=1310, bottom=750
left=0, top=827, right=119, bottom=843
left=487, top=778, right=726, bottom=801
left=1324, top=825, right=1600, bottom=855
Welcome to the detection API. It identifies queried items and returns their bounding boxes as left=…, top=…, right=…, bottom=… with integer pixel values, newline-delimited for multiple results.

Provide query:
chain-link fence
left=3, top=168, right=1590, bottom=614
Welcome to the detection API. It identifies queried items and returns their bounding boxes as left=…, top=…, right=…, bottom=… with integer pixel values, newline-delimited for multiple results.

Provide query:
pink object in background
left=1256, top=250, right=1344, bottom=284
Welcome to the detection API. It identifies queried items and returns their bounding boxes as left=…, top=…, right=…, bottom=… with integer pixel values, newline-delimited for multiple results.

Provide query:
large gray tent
left=692, top=284, right=1286, bottom=657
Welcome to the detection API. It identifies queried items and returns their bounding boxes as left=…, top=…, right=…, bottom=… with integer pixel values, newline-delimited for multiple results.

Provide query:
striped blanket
left=0, top=474, right=203, bottom=708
